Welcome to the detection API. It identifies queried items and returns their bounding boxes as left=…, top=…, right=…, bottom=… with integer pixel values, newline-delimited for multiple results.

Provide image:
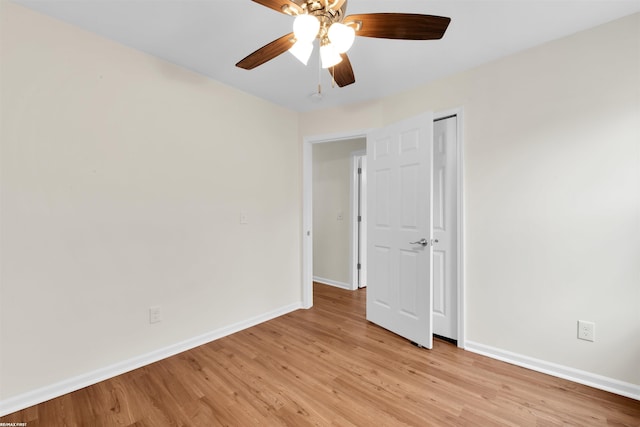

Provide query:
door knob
left=409, top=238, right=428, bottom=247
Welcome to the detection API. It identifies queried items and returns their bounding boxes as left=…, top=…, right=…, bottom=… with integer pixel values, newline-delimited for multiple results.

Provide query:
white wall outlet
left=149, top=306, right=162, bottom=324
left=577, top=320, right=595, bottom=342
left=337, top=211, right=344, bottom=221
left=240, top=210, right=249, bottom=224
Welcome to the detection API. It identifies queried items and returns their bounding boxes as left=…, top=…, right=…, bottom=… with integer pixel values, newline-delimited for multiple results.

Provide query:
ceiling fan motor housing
left=303, top=0, right=347, bottom=30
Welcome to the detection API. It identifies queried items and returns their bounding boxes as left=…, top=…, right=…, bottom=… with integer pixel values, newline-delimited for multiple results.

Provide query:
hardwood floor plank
left=2, top=283, right=639, bottom=426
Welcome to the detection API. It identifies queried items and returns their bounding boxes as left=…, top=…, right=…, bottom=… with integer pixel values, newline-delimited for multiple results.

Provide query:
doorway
left=311, top=139, right=366, bottom=290
left=302, top=109, right=465, bottom=347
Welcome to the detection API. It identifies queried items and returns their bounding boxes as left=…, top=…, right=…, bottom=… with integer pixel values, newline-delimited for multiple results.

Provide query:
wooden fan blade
left=329, top=53, right=355, bottom=87
left=344, top=13, right=451, bottom=40
left=236, top=33, right=295, bottom=70
left=251, top=0, right=302, bottom=15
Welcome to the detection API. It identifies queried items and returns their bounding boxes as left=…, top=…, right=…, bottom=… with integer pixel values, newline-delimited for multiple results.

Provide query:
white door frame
left=350, top=150, right=366, bottom=290
left=302, top=129, right=371, bottom=308
left=301, top=108, right=465, bottom=348
left=435, top=107, right=465, bottom=347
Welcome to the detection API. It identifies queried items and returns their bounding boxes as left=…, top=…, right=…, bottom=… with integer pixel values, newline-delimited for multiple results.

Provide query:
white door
left=432, top=116, right=458, bottom=340
left=366, top=112, right=434, bottom=349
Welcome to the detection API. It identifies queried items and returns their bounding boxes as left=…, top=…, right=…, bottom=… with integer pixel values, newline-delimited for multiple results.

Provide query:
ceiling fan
left=236, top=0, right=451, bottom=88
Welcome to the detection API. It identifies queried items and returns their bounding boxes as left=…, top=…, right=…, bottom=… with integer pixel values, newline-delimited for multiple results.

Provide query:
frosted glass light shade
left=293, top=14, right=320, bottom=43
left=328, top=23, right=355, bottom=53
left=289, top=41, right=313, bottom=65
left=320, top=42, right=342, bottom=68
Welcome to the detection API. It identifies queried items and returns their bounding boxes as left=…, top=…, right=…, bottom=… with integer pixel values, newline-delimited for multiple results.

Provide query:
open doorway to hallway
left=312, top=138, right=366, bottom=291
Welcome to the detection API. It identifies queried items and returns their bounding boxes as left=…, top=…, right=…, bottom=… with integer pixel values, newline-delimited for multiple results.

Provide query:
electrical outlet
left=149, top=306, right=162, bottom=324
left=577, top=320, right=595, bottom=342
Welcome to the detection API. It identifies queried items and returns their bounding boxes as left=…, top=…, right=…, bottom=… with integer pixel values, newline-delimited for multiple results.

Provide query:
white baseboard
left=465, top=341, right=640, bottom=401
left=0, top=302, right=302, bottom=417
left=313, top=276, right=353, bottom=290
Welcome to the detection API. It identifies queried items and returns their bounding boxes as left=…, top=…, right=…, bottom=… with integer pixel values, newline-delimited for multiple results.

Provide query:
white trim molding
left=0, top=302, right=302, bottom=417
left=350, top=149, right=366, bottom=291
left=434, top=108, right=466, bottom=349
left=313, top=276, right=353, bottom=290
left=465, top=341, right=640, bottom=401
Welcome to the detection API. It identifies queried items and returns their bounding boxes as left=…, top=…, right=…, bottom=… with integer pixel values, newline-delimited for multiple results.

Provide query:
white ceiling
left=14, top=0, right=640, bottom=112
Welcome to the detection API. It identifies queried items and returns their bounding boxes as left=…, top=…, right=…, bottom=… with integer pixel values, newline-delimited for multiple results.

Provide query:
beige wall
left=313, top=138, right=366, bottom=287
left=1, top=0, right=638, bottom=408
left=1, top=2, right=301, bottom=400
left=302, top=14, right=640, bottom=386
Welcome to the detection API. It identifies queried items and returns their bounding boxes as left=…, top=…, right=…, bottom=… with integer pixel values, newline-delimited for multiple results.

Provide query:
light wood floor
left=3, top=283, right=639, bottom=426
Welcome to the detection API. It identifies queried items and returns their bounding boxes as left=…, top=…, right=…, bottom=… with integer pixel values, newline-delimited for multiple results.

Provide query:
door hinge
left=358, top=215, right=362, bottom=222
left=358, top=167, right=362, bottom=174
left=357, top=263, right=361, bottom=270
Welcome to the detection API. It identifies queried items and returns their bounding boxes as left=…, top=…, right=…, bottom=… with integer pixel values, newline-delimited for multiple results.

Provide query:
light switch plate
left=149, top=306, right=162, bottom=324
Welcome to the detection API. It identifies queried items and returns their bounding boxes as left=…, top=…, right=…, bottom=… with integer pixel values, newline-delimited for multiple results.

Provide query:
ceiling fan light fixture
left=328, top=23, right=355, bottom=53
left=293, top=14, right=320, bottom=43
left=320, top=42, right=342, bottom=69
left=239, top=1, right=452, bottom=90
left=289, top=40, right=314, bottom=65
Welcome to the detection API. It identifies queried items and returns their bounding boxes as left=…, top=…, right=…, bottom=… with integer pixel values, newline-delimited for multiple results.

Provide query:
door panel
left=374, top=169, right=391, bottom=227
left=400, top=164, right=419, bottom=227
left=371, top=245, right=391, bottom=306
left=433, top=250, right=446, bottom=315
left=366, top=112, right=434, bottom=349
